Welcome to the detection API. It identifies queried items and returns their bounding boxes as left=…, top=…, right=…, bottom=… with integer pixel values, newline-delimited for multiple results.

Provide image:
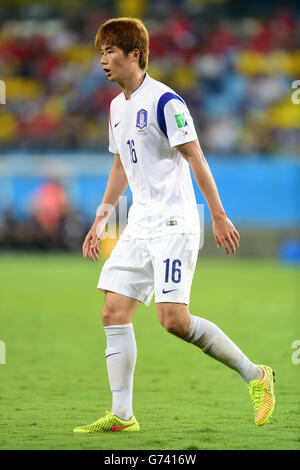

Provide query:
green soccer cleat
left=248, top=365, right=275, bottom=426
left=73, top=411, right=140, bottom=433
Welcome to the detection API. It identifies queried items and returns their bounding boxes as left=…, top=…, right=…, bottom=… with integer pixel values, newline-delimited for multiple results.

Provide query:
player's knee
left=101, top=304, right=125, bottom=326
left=101, top=304, right=113, bottom=325
left=160, top=315, right=186, bottom=338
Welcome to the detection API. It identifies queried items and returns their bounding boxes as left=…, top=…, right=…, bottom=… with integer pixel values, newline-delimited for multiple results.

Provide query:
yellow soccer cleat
left=73, top=411, right=140, bottom=433
left=248, top=365, right=275, bottom=426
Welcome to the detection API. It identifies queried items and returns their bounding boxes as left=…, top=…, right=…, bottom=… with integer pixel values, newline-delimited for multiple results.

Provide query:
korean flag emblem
left=136, top=109, right=148, bottom=130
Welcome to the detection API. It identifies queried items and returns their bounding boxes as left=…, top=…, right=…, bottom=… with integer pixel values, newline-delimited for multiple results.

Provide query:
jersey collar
left=124, top=72, right=149, bottom=101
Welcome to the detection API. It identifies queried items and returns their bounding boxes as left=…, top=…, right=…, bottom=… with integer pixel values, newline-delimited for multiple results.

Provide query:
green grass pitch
left=0, top=253, right=299, bottom=450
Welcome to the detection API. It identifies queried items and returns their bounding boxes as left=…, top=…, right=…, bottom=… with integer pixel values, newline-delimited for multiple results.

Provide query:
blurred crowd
left=0, top=0, right=299, bottom=156
left=0, top=179, right=88, bottom=250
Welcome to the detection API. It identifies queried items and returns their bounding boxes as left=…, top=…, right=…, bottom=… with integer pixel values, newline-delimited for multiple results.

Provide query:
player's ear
left=131, top=48, right=140, bottom=63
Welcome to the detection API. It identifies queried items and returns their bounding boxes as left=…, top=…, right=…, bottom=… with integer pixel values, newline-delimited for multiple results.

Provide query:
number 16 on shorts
left=163, top=258, right=182, bottom=284
left=155, top=234, right=199, bottom=303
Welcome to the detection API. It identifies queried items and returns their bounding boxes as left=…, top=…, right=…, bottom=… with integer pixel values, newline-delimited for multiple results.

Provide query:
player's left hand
left=213, top=216, right=240, bottom=255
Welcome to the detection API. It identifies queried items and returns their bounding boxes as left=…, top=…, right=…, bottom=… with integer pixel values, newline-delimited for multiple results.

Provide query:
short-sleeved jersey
left=108, top=73, right=200, bottom=238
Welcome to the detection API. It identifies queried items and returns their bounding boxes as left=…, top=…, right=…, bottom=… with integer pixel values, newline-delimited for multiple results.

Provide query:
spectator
left=0, top=1, right=298, bottom=156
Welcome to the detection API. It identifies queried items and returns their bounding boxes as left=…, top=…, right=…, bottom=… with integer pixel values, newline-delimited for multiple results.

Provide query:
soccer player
left=73, top=18, right=275, bottom=433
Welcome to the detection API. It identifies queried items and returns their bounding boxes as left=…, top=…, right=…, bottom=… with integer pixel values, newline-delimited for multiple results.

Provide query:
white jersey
left=108, top=73, right=200, bottom=238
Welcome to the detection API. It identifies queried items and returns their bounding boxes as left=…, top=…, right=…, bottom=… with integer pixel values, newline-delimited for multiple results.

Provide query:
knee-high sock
left=104, top=323, right=136, bottom=421
left=184, top=315, right=262, bottom=384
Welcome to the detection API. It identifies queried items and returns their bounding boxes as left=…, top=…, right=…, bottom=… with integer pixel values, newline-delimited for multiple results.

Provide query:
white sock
left=104, top=323, right=137, bottom=421
left=184, top=315, right=262, bottom=384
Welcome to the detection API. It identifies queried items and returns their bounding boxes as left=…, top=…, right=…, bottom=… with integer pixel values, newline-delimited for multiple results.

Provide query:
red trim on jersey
left=109, top=105, right=112, bottom=129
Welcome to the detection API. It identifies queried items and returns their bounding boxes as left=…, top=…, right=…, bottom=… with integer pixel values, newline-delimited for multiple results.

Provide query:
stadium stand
left=0, top=0, right=299, bottom=155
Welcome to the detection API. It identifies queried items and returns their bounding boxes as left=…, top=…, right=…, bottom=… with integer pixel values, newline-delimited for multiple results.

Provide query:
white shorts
left=97, top=232, right=200, bottom=306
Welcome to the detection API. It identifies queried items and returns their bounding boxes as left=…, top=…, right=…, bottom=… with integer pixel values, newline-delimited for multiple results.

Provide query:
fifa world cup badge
left=136, top=109, right=148, bottom=134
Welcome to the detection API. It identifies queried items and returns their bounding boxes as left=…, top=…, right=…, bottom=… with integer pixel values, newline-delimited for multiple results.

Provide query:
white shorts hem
left=97, top=284, right=153, bottom=307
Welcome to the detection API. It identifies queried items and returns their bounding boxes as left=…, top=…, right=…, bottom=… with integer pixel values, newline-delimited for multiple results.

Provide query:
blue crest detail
left=136, top=109, right=148, bottom=129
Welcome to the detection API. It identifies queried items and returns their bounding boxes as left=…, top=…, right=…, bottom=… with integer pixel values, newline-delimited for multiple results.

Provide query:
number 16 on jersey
left=127, top=139, right=138, bottom=163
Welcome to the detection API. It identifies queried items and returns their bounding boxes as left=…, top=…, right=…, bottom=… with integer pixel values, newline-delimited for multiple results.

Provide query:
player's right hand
left=82, top=217, right=107, bottom=261
left=82, top=227, right=101, bottom=261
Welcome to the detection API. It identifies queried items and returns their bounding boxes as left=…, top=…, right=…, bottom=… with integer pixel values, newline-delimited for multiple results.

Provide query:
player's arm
left=83, top=154, right=128, bottom=261
left=176, top=139, right=240, bottom=255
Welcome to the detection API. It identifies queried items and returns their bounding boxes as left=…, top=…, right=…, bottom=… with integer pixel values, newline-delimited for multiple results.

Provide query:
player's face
left=100, top=44, right=135, bottom=82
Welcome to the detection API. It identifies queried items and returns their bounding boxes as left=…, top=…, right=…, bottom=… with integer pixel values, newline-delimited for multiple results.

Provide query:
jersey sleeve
left=108, top=105, right=119, bottom=155
left=157, top=92, right=198, bottom=148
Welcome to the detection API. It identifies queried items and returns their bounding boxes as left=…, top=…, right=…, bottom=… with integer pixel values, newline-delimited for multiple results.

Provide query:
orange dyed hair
left=95, top=17, right=149, bottom=71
